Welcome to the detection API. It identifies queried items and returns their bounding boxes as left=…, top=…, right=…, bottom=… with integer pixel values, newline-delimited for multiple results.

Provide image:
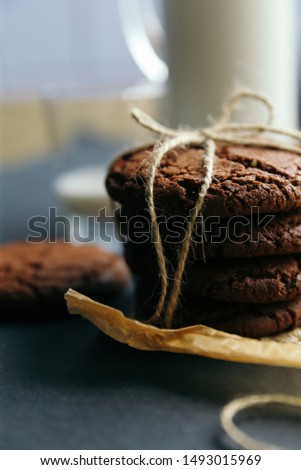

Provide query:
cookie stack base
left=132, top=275, right=301, bottom=338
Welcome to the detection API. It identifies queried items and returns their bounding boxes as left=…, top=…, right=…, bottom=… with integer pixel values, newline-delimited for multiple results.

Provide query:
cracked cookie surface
left=106, top=144, right=301, bottom=217
left=133, top=276, right=301, bottom=337
left=119, top=208, right=301, bottom=259
left=125, top=243, right=301, bottom=303
left=182, top=295, right=301, bottom=337
left=0, top=241, right=130, bottom=314
left=186, top=255, right=301, bottom=303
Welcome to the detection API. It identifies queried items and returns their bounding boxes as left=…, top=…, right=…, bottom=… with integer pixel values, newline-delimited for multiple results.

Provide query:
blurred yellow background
left=1, top=97, right=157, bottom=166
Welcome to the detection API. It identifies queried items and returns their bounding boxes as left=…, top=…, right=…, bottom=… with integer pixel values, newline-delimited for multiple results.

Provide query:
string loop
left=221, top=394, right=301, bottom=450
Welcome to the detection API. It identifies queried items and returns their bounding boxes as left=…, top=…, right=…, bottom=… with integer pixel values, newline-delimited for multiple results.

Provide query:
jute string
left=131, top=89, right=301, bottom=328
left=221, top=394, right=301, bottom=450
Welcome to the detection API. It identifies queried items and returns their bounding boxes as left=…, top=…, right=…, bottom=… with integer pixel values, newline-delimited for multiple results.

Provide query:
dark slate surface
left=1, top=315, right=301, bottom=450
left=1, top=138, right=301, bottom=449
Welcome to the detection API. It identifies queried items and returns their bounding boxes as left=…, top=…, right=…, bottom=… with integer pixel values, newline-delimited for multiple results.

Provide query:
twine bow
left=131, top=89, right=301, bottom=328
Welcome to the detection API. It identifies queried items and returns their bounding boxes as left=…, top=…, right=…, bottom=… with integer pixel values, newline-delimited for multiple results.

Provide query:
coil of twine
left=221, top=393, right=301, bottom=450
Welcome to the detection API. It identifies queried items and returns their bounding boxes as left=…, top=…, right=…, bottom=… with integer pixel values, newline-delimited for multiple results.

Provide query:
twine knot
left=131, top=89, right=301, bottom=328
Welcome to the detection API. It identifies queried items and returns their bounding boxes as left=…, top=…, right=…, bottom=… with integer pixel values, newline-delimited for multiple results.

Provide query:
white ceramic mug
left=120, top=0, right=298, bottom=128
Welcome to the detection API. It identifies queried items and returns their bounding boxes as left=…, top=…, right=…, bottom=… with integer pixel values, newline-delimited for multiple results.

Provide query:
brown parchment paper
left=65, top=289, right=301, bottom=369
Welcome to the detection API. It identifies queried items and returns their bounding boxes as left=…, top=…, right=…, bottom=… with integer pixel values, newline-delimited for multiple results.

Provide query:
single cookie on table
left=117, top=206, right=301, bottom=259
left=106, top=143, right=301, bottom=218
left=0, top=241, right=130, bottom=316
left=125, top=243, right=301, bottom=304
left=133, top=277, right=301, bottom=338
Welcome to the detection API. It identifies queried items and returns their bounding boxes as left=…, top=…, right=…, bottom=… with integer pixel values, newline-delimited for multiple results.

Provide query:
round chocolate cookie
left=106, top=143, right=301, bottom=218
left=186, top=255, right=301, bottom=303
left=118, top=206, right=301, bottom=259
left=0, top=241, right=130, bottom=315
left=201, top=209, right=301, bottom=258
left=125, top=244, right=301, bottom=304
left=182, top=295, right=301, bottom=338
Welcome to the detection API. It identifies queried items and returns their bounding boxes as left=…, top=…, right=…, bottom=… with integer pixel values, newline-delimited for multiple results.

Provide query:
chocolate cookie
left=106, top=144, right=301, bottom=218
left=133, top=277, right=301, bottom=337
left=118, top=207, right=301, bottom=259
left=186, top=255, right=301, bottom=303
left=125, top=244, right=301, bottom=304
left=201, top=209, right=301, bottom=258
left=182, top=296, right=301, bottom=338
left=0, top=241, right=130, bottom=315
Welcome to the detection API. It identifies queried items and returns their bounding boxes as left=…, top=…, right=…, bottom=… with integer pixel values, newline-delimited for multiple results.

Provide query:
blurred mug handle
left=118, top=0, right=168, bottom=84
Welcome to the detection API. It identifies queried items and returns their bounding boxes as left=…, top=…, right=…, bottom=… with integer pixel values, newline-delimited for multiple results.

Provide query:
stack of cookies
left=106, top=143, right=301, bottom=338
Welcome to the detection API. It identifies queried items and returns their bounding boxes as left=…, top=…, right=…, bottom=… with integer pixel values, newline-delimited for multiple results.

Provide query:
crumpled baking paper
left=65, top=289, right=301, bottom=369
